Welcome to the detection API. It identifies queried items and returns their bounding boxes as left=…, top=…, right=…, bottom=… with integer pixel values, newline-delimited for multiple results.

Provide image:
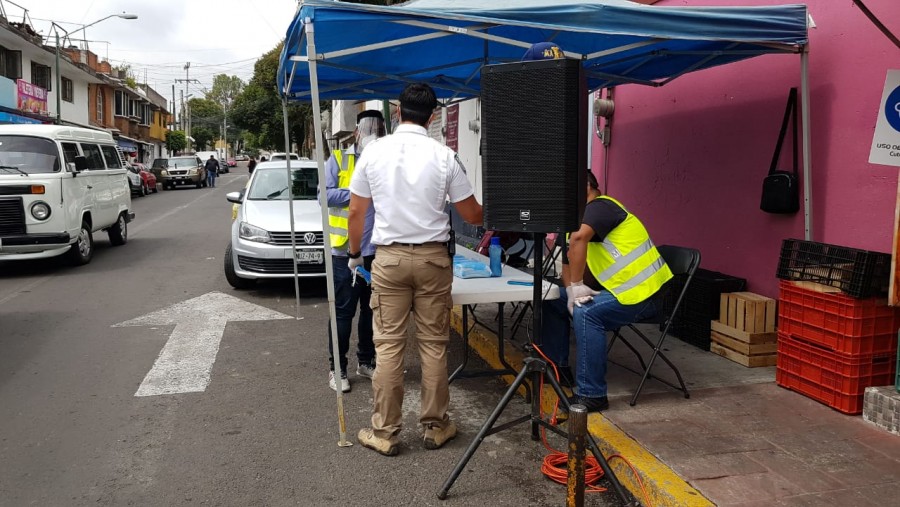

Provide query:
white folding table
left=450, top=247, right=559, bottom=382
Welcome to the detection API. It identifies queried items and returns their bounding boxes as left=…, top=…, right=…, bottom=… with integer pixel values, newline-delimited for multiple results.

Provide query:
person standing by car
left=204, top=155, right=220, bottom=188
left=347, top=83, right=483, bottom=456
left=248, top=157, right=257, bottom=174
left=324, top=110, right=385, bottom=393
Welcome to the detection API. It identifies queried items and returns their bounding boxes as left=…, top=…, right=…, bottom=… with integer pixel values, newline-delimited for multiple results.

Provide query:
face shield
left=355, top=116, right=386, bottom=154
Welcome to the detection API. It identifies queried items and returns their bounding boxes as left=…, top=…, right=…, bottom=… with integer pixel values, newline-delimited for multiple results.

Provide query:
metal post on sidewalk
left=567, top=404, right=587, bottom=507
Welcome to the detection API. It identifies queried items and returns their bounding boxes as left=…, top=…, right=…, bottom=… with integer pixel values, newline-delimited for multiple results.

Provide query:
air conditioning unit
left=331, top=100, right=358, bottom=138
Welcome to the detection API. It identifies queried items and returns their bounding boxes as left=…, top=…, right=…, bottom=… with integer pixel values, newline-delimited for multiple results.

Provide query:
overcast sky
left=16, top=0, right=299, bottom=99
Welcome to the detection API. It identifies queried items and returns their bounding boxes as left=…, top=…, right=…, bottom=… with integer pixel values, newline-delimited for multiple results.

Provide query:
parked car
left=133, top=162, right=158, bottom=194
left=235, top=154, right=249, bottom=162
left=150, top=158, right=167, bottom=181
left=224, top=160, right=324, bottom=289
left=0, top=125, right=134, bottom=266
left=218, top=158, right=230, bottom=174
left=268, top=152, right=301, bottom=161
left=125, top=163, right=143, bottom=196
left=158, top=156, right=207, bottom=189
left=227, top=157, right=237, bottom=167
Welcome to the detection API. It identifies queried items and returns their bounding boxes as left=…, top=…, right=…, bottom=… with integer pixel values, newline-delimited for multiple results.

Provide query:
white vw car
left=224, top=160, right=326, bottom=289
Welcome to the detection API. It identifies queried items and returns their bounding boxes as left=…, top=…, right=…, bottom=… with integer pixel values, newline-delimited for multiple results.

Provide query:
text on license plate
left=295, top=250, right=323, bottom=263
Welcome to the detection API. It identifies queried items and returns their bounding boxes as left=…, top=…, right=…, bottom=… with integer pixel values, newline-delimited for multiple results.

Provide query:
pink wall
left=595, top=0, right=900, bottom=297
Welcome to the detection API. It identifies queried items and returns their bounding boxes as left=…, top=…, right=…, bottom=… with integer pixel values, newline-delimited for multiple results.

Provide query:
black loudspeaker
left=481, top=58, right=587, bottom=233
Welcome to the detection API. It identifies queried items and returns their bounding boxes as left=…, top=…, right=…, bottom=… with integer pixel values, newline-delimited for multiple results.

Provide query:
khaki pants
left=369, top=243, right=453, bottom=439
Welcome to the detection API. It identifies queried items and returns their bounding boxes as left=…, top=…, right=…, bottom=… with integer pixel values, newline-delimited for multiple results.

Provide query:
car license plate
left=295, top=250, right=323, bottom=263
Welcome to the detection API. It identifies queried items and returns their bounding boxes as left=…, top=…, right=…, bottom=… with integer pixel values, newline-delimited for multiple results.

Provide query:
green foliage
left=230, top=42, right=328, bottom=155
left=191, top=126, right=215, bottom=151
left=188, top=97, right=223, bottom=130
left=166, top=130, right=186, bottom=153
left=207, top=74, right=244, bottom=106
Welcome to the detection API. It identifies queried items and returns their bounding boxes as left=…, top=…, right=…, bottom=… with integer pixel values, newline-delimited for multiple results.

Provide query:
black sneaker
left=562, top=394, right=609, bottom=413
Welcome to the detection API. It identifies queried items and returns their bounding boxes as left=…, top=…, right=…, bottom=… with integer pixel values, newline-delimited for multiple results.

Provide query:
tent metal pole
left=800, top=48, right=813, bottom=241
left=305, top=18, right=352, bottom=448
left=282, top=99, right=302, bottom=320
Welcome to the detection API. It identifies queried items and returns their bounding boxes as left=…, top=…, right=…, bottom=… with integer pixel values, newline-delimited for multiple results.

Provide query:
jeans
left=327, top=255, right=375, bottom=373
left=207, top=171, right=216, bottom=188
left=541, top=286, right=658, bottom=398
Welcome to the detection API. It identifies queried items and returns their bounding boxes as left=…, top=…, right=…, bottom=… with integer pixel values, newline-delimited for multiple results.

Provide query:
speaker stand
left=436, top=233, right=637, bottom=506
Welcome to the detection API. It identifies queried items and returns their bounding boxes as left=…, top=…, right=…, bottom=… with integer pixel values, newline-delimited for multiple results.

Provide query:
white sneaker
left=356, top=362, right=376, bottom=379
left=328, top=371, right=350, bottom=393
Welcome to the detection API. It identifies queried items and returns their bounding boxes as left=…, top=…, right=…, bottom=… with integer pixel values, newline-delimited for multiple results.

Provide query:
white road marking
left=113, top=291, right=292, bottom=396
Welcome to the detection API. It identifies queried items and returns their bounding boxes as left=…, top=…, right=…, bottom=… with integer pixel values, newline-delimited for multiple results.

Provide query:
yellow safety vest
left=328, top=149, right=355, bottom=248
left=584, top=196, right=673, bottom=305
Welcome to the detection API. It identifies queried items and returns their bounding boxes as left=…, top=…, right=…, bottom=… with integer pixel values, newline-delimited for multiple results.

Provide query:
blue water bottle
left=489, top=237, right=502, bottom=277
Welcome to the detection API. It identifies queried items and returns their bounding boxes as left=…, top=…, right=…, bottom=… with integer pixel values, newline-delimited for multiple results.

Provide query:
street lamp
left=51, top=13, right=138, bottom=124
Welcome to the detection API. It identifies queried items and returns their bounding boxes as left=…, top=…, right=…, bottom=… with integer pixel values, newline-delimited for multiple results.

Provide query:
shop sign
left=870, top=69, right=900, bottom=168
left=445, top=104, right=459, bottom=152
left=16, top=79, right=47, bottom=114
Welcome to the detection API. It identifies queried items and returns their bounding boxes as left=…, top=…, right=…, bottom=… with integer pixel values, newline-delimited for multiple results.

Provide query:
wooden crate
left=710, top=320, right=778, bottom=367
left=720, top=292, right=777, bottom=333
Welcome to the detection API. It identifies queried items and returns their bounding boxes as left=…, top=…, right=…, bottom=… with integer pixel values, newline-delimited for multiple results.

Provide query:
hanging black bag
left=760, top=88, right=800, bottom=214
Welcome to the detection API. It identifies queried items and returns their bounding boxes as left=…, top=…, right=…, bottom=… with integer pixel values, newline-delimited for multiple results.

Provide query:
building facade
left=0, top=6, right=171, bottom=163
left=590, top=0, right=900, bottom=297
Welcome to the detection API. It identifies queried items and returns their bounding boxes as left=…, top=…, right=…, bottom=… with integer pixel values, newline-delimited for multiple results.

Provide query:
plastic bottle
left=489, top=237, right=503, bottom=277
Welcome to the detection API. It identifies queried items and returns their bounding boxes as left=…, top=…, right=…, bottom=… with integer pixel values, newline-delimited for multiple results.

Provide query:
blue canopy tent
left=275, top=0, right=809, bottom=447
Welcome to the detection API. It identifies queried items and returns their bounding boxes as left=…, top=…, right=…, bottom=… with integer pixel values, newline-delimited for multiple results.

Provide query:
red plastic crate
left=776, top=333, right=895, bottom=414
left=778, top=281, right=900, bottom=356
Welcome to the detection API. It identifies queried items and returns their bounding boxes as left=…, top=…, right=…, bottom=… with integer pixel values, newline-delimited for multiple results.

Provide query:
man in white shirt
left=347, top=83, right=483, bottom=456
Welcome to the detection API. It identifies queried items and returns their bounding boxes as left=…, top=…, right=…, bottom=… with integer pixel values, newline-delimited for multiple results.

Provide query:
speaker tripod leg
left=544, top=370, right=637, bottom=506
left=437, top=362, right=533, bottom=500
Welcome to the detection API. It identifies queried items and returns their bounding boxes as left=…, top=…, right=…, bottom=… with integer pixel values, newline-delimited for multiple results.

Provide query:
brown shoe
left=357, top=428, right=399, bottom=456
left=423, top=421, right=457, bottom=450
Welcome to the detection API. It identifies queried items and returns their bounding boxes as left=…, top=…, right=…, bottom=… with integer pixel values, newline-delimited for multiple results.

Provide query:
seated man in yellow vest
left=541, top=171, right=672, bottom=412
left=324, top=110, right=386, bottom=392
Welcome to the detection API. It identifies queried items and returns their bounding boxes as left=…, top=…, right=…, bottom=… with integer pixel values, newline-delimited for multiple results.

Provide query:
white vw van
left=0, top=125, right=134, bottom=266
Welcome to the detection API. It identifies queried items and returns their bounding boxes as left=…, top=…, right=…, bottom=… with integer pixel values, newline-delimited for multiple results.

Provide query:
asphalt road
left=0, top=162, right=622, bottom=506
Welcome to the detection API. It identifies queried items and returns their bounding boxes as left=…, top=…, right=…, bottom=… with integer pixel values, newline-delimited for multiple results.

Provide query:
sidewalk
left=450, top=305, right=900, bottom=506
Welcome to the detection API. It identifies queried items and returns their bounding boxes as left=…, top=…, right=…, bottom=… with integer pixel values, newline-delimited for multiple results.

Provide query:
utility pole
left=171, top=84, right=176, bottom=130
left=175, top=63, right=200, bottom=150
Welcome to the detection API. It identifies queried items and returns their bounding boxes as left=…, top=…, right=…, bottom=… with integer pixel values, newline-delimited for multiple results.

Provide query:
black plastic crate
left=660, top=269, right=746, bottom=351
left=670, top=319, right=712, bottom=351
left=776, top=239, right=891, bottom=298
left=662, top=268, right=747, bottom=321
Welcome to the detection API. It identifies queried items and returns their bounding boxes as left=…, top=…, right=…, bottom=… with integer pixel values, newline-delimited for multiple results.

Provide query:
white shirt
left=350, top=124, right=474, bottom=246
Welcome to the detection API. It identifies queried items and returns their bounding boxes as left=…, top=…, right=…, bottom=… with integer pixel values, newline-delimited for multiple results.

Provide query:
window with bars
left=115, top=90, right=125, bottom=116
left=97, top=89, right=104, bottom=122
left=0, top=46, right=21, bottom=80
left=61, top=77, right=73, bottom=102
left=31, top=62, right=51, bottom=91
left=139, top=104, right=151, bottom=125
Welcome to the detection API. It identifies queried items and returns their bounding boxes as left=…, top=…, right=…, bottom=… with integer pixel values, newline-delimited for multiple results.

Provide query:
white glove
left=569, top=281, right=599, bottom=309
left=348, top=255, right=364, bottom=271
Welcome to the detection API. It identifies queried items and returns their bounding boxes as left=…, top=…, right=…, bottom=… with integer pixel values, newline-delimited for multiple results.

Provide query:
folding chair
left=607, top=245, right=701, bottom=406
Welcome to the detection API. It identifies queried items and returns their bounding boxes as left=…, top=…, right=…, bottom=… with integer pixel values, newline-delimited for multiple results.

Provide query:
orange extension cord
left=531, top=344, right=654, bottom=507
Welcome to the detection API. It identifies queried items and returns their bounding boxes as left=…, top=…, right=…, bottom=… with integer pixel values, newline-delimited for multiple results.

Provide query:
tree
left=230, top=42, right=327, bottom=155
left=207, top=74, right=243, bottom=107
left=191, top=126, right=215, bottom=151
left=166, top=130, right=186, bottom=153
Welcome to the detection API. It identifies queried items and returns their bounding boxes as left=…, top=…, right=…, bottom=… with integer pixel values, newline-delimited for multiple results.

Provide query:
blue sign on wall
left=0, top=111, right=42, bottom=124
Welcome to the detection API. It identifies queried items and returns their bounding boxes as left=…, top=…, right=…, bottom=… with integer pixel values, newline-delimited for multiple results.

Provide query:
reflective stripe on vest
left=584, top=196, right=673, bottom=305
left=328, top=149, right=354, bottom=248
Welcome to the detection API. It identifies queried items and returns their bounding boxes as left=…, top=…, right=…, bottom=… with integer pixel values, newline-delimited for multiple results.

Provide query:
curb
left=450, top=308, right=713, bottom=507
